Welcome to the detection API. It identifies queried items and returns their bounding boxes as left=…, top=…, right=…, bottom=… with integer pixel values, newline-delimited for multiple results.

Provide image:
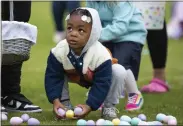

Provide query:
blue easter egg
left=120, top=115, right=131, bottom=123
left=104, top=120, right=113, bottom=125
left=119, top=121, right=131, bottom=125
left=77, top=119, right=87, bottom=126
left=131, top=117, right=141, bottom=125
left=156, top=113, right=166, bottom=122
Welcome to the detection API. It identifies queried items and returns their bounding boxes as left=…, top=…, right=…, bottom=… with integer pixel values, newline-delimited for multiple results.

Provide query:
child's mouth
left=69, top=41, right=77, bottom=45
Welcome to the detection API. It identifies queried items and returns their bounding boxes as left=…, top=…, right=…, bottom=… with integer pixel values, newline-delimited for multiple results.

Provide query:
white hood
left=79, top=7, right=102, bottom=55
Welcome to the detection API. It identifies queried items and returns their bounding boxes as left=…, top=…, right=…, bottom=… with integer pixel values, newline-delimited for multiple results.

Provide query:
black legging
left=1, top=1, right=31, bottom=22
left=1, top=1, right=31, bottom=96
left=147, top=21, right=168, bottom=69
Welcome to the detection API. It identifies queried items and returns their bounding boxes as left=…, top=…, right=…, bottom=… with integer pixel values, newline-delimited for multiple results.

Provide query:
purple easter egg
left=57, top=108, right=66, bottom=117
left=21, top=113, right=30, bottom=122
left=74, top=107, right=83, bottom=115
left=138, top=114, right=147, bottom=121
left=28, top=118, right=40, bottom=125
left=10, top=117, right=23, bottom=125
left=86, top=120, right=95, bottom=126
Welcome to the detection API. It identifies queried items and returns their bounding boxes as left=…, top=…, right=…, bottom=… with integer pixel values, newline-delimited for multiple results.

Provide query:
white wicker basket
left=2, top=21, right=37, bottom=65
left=2, top=1, right=37, bottom=65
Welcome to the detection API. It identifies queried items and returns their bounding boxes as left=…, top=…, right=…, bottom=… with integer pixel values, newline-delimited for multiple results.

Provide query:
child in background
left=86, top=1, right=146, bottom=110
left=44, top=7, right=143, bottom=120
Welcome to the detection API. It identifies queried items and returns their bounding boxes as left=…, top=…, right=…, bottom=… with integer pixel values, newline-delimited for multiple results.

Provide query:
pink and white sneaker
left=125, top=93, right=143, bottom=111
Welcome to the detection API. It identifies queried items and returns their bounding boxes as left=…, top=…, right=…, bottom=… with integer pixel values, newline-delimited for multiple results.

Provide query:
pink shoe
left=141, top=78, right=170, bottom=93
left=125, top=93, right=144, bottom=111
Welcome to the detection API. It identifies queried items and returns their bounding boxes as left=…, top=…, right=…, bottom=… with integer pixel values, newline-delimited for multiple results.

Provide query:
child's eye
left=79, top=29, right=84, bottom=33
left=67, top=27, right=72, bottom=32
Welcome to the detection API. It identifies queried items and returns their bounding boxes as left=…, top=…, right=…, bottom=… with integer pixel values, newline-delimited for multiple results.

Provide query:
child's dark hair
left=70, top=8, right=92, bottom=23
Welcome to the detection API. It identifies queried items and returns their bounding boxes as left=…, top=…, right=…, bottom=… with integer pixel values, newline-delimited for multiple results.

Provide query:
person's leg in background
left=141, top=21, right=169, bottom=93
left=52, top=1, right=66, bottom=43
left=66, top=1, right=80, bottom=12
left=1, top=1, right=42, bottom=113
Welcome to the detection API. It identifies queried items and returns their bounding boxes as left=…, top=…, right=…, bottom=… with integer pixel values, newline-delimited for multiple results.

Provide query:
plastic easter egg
left=10, top=117, right=23, bottom=125
left=120, top=115, right=131, bottom=123
left=28, top=118, right=40, bottom=125
left=112, top=118, right=120, bottom=125
left=96, top=119, right=105, bottom=125
left=147, top=121, right=155, bottom=125
left=77, top=119, right=87, bottom=126
left=138, top=114, right=147, bottom=121
left=131, top=117, right=141, bottom=125
left=152, top=121, right=163, bottom=125
left=119, top=121, right=131, bottom=125
left=1, top=113, right=8, bottom=121
left=168, top=119, right=177, bottom=125
left=86, top=120, right=95, bottom=126
left=156, top=113, right=166, bottom=122
left=138, top=121, right=148, bottom=125
left=74, top=107, right=83, bottom=115
left=104, top=120, right=114, bottom=125
left=66, top=110, right=74, bottom=118
left=163, top=115, right=176, bottom=123
left=58, top=108, right=66, bottom=117
left=21, top=113, right=30, bottom=122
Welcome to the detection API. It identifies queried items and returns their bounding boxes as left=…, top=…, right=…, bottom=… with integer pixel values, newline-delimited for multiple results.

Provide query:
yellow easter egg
left=112, top=118, right=120, bottom=125
left=66, top=110, right=74, bottom=118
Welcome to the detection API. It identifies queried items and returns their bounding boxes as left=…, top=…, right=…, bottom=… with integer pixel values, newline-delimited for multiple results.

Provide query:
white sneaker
left=101, top=107, right=119, bottom=120
left=53, top=31, right=66, bottom=43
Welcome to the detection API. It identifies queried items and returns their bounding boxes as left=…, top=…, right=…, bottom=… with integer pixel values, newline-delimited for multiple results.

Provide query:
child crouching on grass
left=44, top=7, right=143, bottom=120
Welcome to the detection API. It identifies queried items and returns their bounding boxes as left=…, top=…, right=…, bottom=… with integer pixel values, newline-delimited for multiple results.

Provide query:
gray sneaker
left=101, top=107, right=119, bottom=120
left=61, top=100, right=74, bottom=110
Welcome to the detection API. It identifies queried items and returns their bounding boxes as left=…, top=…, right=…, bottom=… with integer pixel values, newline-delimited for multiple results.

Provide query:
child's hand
left=75, top=104, right=92, bottom=119
left=53, top=99, right=66, bottom=118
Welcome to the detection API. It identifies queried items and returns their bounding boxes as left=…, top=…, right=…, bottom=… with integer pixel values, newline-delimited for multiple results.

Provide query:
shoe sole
left=5, top=108, right=42, bottom=113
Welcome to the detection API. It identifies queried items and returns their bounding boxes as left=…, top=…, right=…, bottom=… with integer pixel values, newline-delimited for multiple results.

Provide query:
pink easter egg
left=57, top=108, right=66, bottom=117
left=163, top=115, right=175, bottom=123
left=168, top=119, right=177, bottom=125
left=74, top=107, right=83, bottom=115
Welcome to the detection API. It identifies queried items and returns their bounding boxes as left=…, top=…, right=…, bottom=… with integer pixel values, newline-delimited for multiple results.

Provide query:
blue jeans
left=103, top=42, right=143, bottom=81
left=52, top=1, right=80, bottom=31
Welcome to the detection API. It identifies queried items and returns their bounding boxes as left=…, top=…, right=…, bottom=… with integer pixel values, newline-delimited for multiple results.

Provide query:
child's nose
left=70, top=30, right=78, bottom=37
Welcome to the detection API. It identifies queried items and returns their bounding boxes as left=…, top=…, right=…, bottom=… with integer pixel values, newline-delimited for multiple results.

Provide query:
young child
left=86, top=2, right=145, bottom=110
left=44, top=8, right=143, bottom=120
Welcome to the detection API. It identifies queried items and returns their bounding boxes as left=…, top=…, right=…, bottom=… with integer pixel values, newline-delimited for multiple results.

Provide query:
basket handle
left=9, top=1, right=14, bottom=21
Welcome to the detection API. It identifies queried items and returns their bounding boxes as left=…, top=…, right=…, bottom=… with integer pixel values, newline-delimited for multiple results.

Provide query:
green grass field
left=2, top=2, right=183, bottom=125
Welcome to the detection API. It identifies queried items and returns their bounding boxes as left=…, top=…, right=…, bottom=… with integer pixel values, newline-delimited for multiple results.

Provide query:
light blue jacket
left=86, top=1, right=147, bottom=45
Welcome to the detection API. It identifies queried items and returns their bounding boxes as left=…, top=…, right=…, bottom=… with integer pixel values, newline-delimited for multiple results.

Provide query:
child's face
left=66, top=14, right=92, bottom=53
